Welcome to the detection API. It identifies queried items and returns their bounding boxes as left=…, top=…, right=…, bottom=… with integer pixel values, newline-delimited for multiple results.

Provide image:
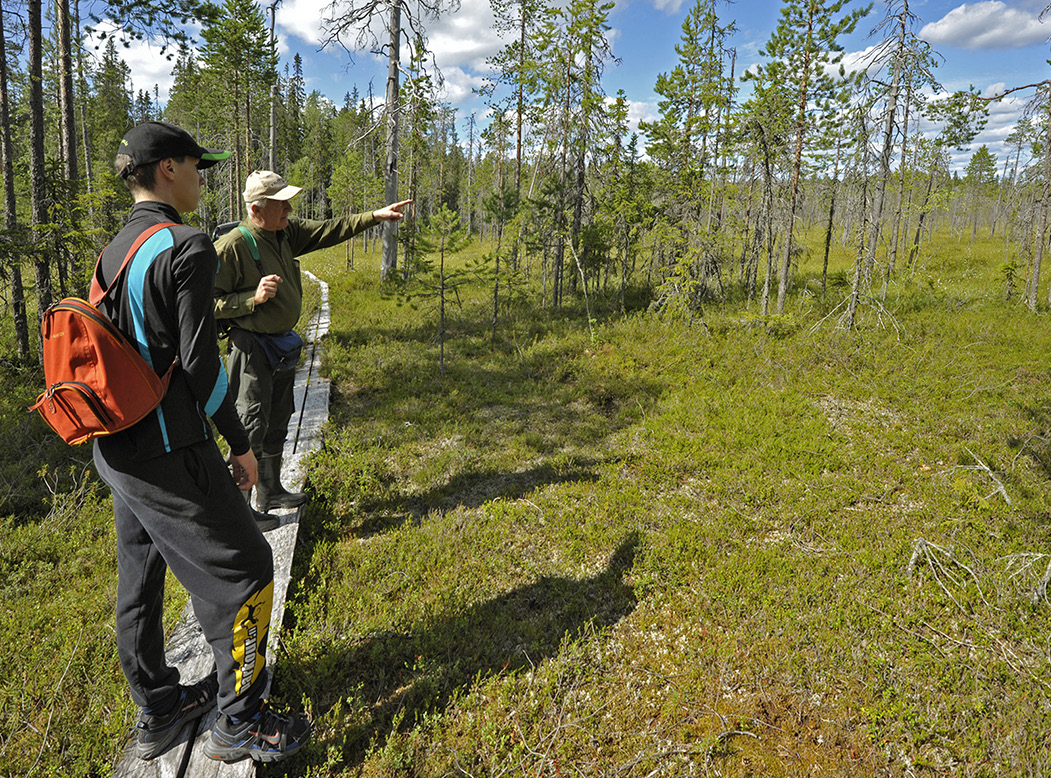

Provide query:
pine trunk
left=29, top=0, right=52, bottom=344
left=381, top=1, right=402, bottom=281
left=0, top=0, right=29, bottom=356
left=1029, top=110, right=1051, bottom=312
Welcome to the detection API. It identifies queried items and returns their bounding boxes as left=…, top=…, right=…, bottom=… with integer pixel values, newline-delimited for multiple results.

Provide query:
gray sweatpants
left=94, top=438, right=274, bottom=720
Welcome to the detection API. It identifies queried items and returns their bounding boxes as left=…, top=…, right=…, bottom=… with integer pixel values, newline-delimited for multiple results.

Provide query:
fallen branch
left=1010, top=431, right=1049, bottom=470
left=964, top=447, right=1011, bottom=505
left=1033, top=557, right=1051, bottom=605
left=906, top=538, right=993, bottom=612
left=981, top=80, right=1051, bottom=101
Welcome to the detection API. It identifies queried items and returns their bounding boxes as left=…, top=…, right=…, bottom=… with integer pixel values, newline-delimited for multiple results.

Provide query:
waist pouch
left=252, top=329, right=304, bottom=372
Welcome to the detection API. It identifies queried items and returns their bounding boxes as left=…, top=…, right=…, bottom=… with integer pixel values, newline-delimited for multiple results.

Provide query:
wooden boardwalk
left=113, top=271, right=330, bottom=778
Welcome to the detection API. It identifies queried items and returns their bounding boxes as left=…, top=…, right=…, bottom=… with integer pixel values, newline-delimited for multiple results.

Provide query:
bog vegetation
left=6, top=230, right=1051, bottom=776
left=3, top=0, right=1051, bottom=775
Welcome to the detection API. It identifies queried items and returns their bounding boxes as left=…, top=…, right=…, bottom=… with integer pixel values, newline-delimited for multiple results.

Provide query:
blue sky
left=102, top=0, right=1051, bottom=170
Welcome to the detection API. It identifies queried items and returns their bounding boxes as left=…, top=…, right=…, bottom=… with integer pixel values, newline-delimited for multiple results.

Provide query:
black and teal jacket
left=94, top=201, right=250, bottom=461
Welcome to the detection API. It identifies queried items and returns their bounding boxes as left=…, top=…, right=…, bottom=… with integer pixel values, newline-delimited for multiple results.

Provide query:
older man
left=214, top=170, right=410, bottom=511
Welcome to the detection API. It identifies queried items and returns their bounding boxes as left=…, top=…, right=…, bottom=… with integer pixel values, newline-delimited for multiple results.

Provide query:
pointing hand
left=373, top=200, right=414, bottom=222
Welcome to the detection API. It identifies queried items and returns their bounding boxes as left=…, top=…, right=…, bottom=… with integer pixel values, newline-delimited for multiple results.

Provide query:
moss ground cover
left=261, top=236, right=1051, bottom=776
left=4, top=230, right=1051, bottom=775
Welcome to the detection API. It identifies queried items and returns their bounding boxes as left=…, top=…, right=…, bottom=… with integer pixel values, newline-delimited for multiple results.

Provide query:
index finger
left=393, top=200, right=414, bottom=211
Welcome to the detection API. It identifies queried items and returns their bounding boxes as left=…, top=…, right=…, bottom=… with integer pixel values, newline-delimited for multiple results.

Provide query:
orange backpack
left=30, top=222, right=178, bottom=445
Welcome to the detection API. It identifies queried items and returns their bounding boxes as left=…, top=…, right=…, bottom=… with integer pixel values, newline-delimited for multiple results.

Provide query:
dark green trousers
left=227, top=328, right=296, bottom=458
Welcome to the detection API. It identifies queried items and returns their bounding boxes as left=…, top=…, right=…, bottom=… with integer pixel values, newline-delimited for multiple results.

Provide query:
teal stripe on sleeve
left=127, top=228, right=175, bottom=451
left=205, top=359, right=229, bottom=417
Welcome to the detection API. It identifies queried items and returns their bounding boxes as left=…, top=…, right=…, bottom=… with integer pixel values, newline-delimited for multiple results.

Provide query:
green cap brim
left=199, top=150, right=231, bottom=170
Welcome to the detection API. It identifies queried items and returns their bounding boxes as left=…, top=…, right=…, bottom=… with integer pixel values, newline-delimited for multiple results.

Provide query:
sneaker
left=252, top=507, right=280, bottom=531
left=131, top=673, right=218, bottom=760
left=203, top=704, right=311, bottom=763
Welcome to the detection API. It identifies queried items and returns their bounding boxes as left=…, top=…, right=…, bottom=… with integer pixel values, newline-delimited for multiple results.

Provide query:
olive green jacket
left=213, top=212, right=379, bottom=334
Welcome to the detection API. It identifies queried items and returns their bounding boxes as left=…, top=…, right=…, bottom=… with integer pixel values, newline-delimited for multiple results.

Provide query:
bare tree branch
left=981, top=81, right=1051, bottom=102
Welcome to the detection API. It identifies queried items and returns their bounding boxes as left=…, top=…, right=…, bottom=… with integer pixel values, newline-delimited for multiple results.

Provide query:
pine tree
left=531, top=0, right=615, bottom=308
left=599, top=96, right=650, bottom=314
left=639, top=0, right=736, bottom=313
left=0, top=0, right=30, bottom=356
left=964, top=144, right=997, bottom=239
left=738, top=64, right=794, bottom=315
left=322, top=0, right=460, bottom=281
left=394, top=205, right=469, bottom=374
left=744, top=0, right=869, bottom=315
left=283, top=54, right=305, bottom=168
left=28, top=0, right=52, bottom=334
left=859, top=0, right=940, bottom=297
left=640, top=0, right=734, bottom=184
left=485, top=0, right=546, bottom=196
left=199, top=0, right=277, bottom=217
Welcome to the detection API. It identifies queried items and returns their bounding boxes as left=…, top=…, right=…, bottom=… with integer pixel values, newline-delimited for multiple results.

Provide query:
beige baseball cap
left=243, top=170, right=302, bottom=203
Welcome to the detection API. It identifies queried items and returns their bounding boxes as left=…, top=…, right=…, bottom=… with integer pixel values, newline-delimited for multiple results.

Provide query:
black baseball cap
left=117, top=121, right=230, bottom=177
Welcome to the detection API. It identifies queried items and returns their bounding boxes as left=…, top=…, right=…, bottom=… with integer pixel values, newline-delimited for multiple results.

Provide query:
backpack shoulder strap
left=89, top=222, right=178, bottom=306
left=236, top=224, right=261, bottom=268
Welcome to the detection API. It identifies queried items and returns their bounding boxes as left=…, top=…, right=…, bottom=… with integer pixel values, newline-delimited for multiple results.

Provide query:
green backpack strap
left=237, top=225, right=261, bottom=269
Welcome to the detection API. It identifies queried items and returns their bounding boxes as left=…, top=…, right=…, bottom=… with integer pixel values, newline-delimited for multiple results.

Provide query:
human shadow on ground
left=271, top=532, right=640, bottom=774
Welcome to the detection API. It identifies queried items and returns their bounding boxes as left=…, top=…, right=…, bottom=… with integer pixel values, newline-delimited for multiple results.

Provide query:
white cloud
left=426, top=0, right=504, bottom=70
left=601, top=95, right=658, bottom=137
left=842, top=45, right=879, bottom=76
left=627, top=99, right=658, bottom=132
left=84, top=21, right=181, bottom=101
left=277, top=0, right=502, bottom=73
left=975, top=89, right=1031, bottom=165
left=436, top=66, right=488, bottom=104
left=279, top=0, right=348, bottom=48
left=650, top=0, right=685, bottom=14
left=920, top=1, right=1048, bottom=50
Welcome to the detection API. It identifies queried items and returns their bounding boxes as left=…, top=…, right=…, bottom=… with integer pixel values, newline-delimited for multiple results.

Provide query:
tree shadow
left=314, top=316, right=661, bottom=542
left=271, top=532, right=641, bottom=774
left=351, top=456, right=611, bottom=538
left=1010, top=403, right=1051, bottom=482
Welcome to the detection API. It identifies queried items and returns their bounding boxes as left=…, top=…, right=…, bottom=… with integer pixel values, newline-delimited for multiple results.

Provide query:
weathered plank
left=114, top=274, right=330, bottom=777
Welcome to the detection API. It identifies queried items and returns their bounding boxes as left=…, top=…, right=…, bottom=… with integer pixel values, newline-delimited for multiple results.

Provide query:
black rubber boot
left=255, top=454, right=308, bottom=511
left=243, top=488, right=280, bottom=531
left=251, top=506, right=280, bottom=531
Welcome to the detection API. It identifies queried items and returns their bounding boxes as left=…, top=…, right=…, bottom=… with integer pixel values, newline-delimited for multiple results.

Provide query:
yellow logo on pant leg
left=233, top=581, right=273, bottom=695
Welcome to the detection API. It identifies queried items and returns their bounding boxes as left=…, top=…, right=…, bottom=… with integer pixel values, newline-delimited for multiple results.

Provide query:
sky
left=96, top=0, right=1051, bottom=171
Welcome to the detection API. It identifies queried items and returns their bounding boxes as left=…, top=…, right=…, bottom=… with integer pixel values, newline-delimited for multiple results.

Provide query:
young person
left=214, top=170, right=410, bottom=511
left=95, top=122, right=310, bottom=764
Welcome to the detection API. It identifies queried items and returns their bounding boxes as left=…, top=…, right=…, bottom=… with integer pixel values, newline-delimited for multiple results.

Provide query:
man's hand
left=229, top=449, right=258, bottom=491
left=254, top=274, right=283, bottom=306
left=372, top=200, right=414, bottom=222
